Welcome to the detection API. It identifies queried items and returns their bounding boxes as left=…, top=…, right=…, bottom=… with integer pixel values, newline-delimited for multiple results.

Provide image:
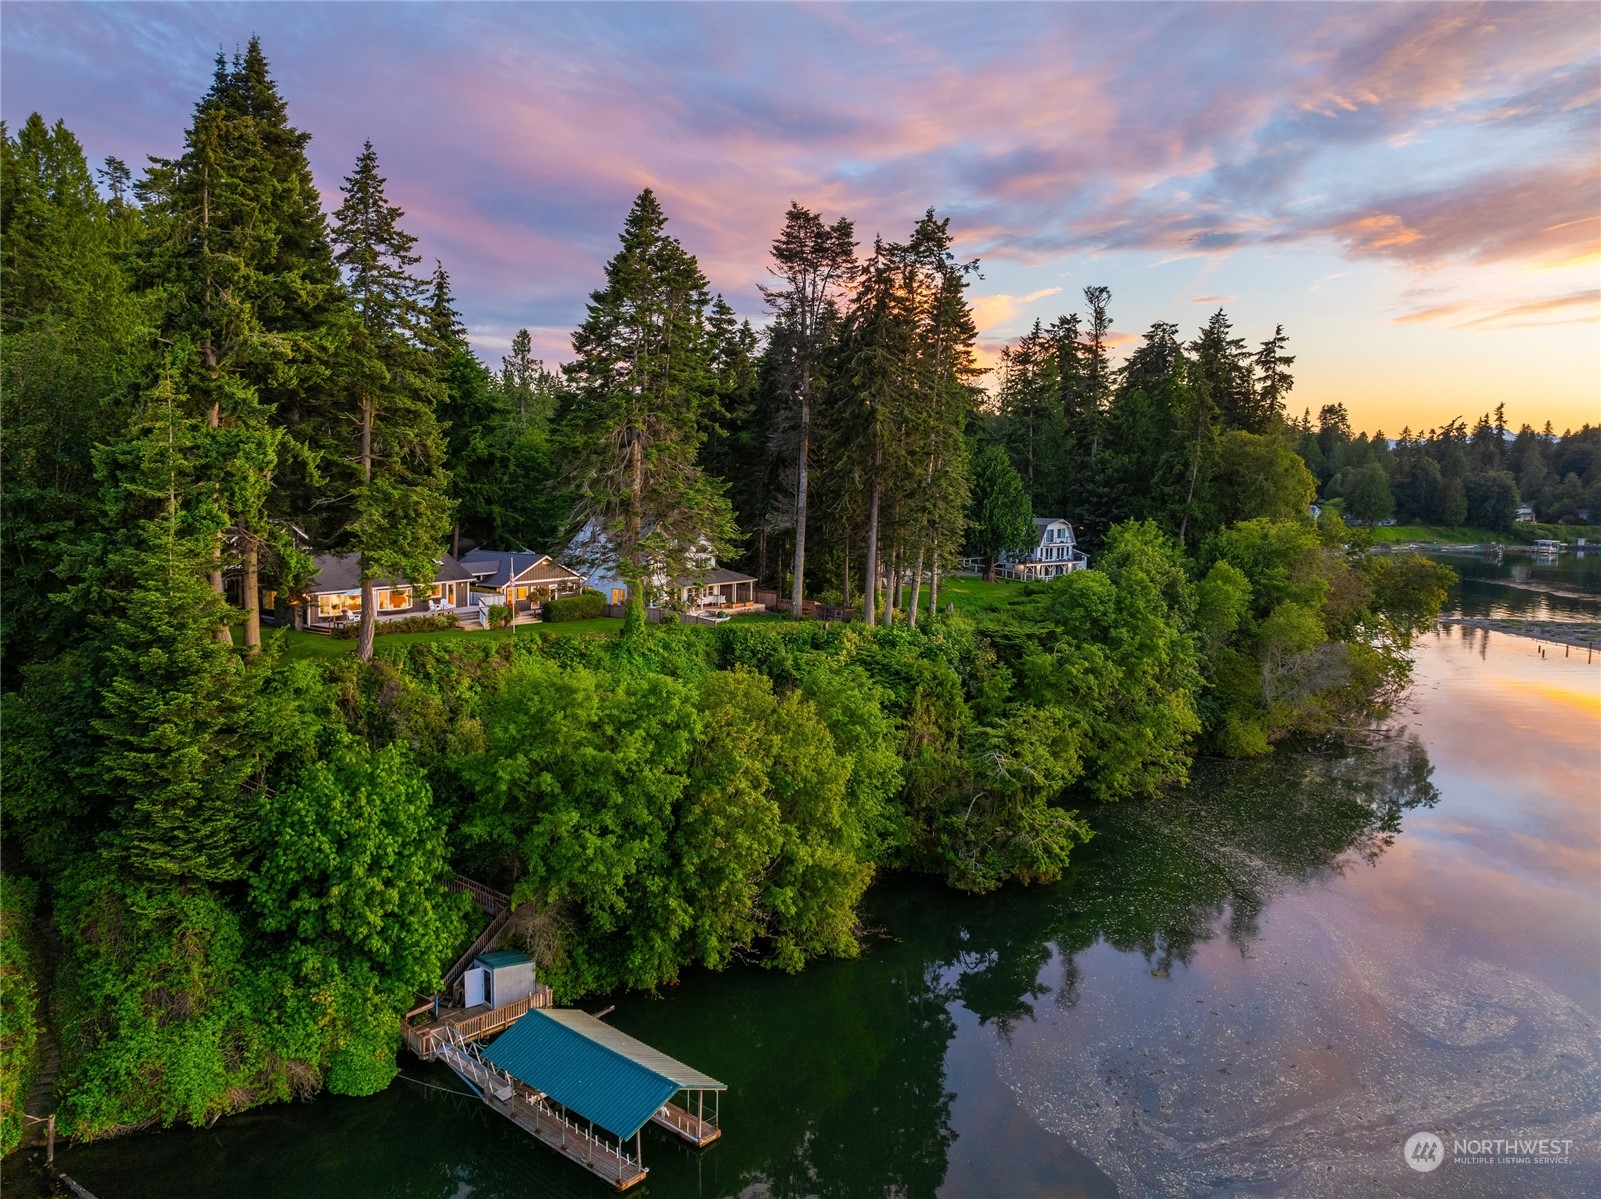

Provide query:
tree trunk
left=357, top=395, right=376, bottom=662
left=357, top=578, right=377, bottom=660
left=791, top=396, right=809, bottom=617
left=928, top=536, right=940, bottom=620
left=1178, top=413, right=1204, bottom=547
left=984, top=554, right=998, bottom=584
left=242, top=537, right=261, bottom=653
left=451, top=521, right=460, bottom=560
left=842, top=532, right=851, bottom=618
left=207, top=393, right=231, bottom=644
left=863, top=480, right=881, bottom=626
left=624, top=428, right=647, bottom=637
left=886, top=543, right=901, bottom=627
left=908, top=544, right=925, bottom=630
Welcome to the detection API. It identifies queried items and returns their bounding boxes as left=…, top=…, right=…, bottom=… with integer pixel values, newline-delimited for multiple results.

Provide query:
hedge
left=332, top=612, right=460, bottom=639
left=544, top=591, right=606, bottom=622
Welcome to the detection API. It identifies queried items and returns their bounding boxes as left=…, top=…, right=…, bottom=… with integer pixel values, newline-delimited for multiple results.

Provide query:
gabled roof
left=483, top=1008, right=724, bottom=1140
left=1034, top=517, right=1069, bottom=530
left=304, top=553, right=471, bottom=594
left=459, top=549, right=583, bottom=589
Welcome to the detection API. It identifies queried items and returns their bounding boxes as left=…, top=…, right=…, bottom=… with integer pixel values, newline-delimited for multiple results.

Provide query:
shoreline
left=1437, top=616, right=1601, bottom=653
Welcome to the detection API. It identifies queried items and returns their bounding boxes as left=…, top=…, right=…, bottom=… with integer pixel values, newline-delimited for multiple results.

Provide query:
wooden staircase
left=21, top=914, right=61, bottom=1146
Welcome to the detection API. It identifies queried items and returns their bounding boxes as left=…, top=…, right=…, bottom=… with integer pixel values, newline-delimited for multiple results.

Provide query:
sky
left=3, top=1, right=1598, bottom=435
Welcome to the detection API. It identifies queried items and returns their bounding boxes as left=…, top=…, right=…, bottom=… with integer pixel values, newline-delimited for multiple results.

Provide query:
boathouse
left=474, top=1007, right=725, bottom=1182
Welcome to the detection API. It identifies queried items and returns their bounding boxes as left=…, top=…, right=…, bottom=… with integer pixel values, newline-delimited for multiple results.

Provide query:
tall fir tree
left=760, top=203, right=857, bottom=613
left=560, top=188, right=736, bottom=631
left=86, top=368, right=262, bottom=882
left=135, top=38, right=337, bottom=649
left=1, top=115, right=149, bottom=675
left=330, top=142, right=453, bottom=660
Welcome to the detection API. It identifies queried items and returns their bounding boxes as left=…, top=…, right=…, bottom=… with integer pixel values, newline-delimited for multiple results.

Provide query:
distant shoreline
left=1437, top=616, right=1601, bottom=653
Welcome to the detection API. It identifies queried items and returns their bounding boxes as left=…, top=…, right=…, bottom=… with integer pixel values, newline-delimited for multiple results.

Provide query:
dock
left=404, top=879, right=724, bottom=1190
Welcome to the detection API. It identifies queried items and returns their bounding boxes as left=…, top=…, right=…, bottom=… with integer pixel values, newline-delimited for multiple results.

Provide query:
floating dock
left=406, top=1004, right=725, bottom=1190
left=404, top=888, right=725, bottom=1191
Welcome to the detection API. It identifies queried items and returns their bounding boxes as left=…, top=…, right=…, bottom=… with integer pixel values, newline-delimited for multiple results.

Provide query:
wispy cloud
left=1394, top=287, right=1600, bottom=329
left=970, top=287, right=1064, bottom=332
left=1, top=0, right=1595, bottom=373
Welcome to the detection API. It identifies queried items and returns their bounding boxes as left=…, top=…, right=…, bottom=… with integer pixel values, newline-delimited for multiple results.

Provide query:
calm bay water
left=11, top=558, right=1600, bottom=1198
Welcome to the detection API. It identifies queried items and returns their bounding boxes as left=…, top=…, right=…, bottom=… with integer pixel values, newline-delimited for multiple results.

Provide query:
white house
left=998, top=518, right=1089, bottom=580
left=569, top=518, right=758, bottom=613
left=1515, top=505, right=1536, bottom=523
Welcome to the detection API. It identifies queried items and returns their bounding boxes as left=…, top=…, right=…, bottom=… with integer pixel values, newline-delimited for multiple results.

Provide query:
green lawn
left=261, top=618, right=626, bottom=660
left=1366, top=524, right=1509, bottom=545
left=1366, top=523, right=1601, bottom=546
left=934, top=574, right=1038, bottom=614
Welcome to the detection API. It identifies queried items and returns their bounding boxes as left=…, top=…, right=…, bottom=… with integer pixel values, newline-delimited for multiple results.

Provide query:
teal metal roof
left=482, top=1008, right=724, bottom=1139
left=474, top=950, right=531, bottom=969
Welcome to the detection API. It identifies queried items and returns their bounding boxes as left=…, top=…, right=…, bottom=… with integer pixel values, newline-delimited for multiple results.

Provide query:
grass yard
left=1366, top=523, right=1601, bottom=546
left=934, top=574, right=1040, bottom=615
left=1366, top=524, right=1515, bottom=545
left=249, top=587, right=1029, bottom=661
left=259, top=618, right=626, bottom=660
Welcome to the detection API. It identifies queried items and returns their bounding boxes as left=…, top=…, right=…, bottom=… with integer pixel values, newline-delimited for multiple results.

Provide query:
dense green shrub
left=543, top=590, right=605, bottom=622
left=331, top=611, right=460, bottom=639
left=0, top=874, right=39, bottom=1155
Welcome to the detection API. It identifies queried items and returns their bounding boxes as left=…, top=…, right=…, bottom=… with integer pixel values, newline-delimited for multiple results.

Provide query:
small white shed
left=464, top=950, right=537, bottom=1010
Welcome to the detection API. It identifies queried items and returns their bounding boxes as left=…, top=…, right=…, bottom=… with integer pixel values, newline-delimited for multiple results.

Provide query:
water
left=11, top=563, right=1600, bottom=1198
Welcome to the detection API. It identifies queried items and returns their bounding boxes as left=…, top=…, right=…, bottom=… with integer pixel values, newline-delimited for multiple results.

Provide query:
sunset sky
left=4, top=1, right=1597, bottom=434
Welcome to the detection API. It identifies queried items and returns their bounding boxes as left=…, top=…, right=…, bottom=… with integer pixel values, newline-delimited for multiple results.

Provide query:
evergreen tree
left=87, top=371, right=261, bottom=882
left=899, top=210, right=980, bottom=626
left=329, top=142, right=452, bottom=660
left=1252, top=325, right=1295, bottom=429
left=425, top=261, right=508, bottom=554
left=1, top=115, right=149, bottom=675
left=760, top=202, right=856, bottom=612
left=967, top=446, right=1034, bottom=581
left=1191, top=308, right=1255, bottom=433
left=825, top=235, right=914, bottom=624
left=136, top=39, right=338, bottom=649
left=561, top=188, right=736, bottom=631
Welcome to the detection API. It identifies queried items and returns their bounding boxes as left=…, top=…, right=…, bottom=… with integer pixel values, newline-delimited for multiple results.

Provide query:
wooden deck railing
left=442, top=908, right=510, bottom=992
left=402, top=985, right=553, bottom=1060
left=651, top=1099, right=721, bottom=1147
left=449, top=876, right=510, bottom=915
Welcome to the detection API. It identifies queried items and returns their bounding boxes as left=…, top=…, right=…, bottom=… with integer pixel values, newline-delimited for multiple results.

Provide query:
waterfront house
left=997, top=518, right=1089, bottom=580
left=569, top=519, right=759, bottom=615
left=292, top=552, right=475, bottom=631
left=1515, top=505, right=1536, bottom=523
left=459, top=549, right=586, bottom=624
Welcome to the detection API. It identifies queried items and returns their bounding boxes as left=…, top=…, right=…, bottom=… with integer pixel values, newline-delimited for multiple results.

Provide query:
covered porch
left=305, top=580, right=474, bottom=632
left=676, top=568, right=761, bottom=617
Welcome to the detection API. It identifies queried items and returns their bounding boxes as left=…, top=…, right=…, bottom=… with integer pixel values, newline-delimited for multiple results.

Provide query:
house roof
left=671, top=567, right=756, bottom=587
left=304, top=552, right=471, bottom=594
left=1034, top=517, right=1068, bottom=530
left=482, top=1008, right=724, bottom=1140
left=459, top=549, right=582, bottom=589
left=474, top=950, right=531, bottom=970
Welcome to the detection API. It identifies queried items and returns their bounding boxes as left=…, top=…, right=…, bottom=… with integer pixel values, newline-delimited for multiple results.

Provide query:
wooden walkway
left=436, top=1037, right=648, bottom=1191
left=652, top=1098, right=721, bottom=1147
left=401, top=988, right=552, bottom=1061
